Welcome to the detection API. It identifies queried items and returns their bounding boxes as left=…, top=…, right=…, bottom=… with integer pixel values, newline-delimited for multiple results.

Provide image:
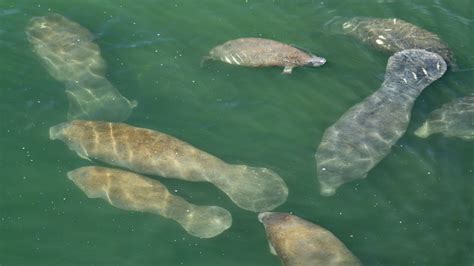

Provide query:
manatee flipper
left=76, top=150, right=92, bottom=161
left=282, top=66, right=293, bottom=74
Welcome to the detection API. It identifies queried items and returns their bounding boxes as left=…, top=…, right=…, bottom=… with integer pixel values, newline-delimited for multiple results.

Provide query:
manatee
left=68, top=166, right=232, bottom=238
left=258, top=212, right=361, bottom=266
left=50, top=120, right=288, bottom=212
left=26, top=13, right=136, bottom=121
left=315, top=49, right=447, bottom=196
left=342, top=17, right=455, bottom=67
left=205, top=38, right=326, bottom=74
left=415, top=94, right=474, bottom=140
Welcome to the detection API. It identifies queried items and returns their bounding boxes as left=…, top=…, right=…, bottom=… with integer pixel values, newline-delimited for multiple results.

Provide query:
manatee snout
left=49, top=121, right=70, bottom=140
left=307, top=56, right=327, bottom=67
left=258, top=212, right=290, bottom=225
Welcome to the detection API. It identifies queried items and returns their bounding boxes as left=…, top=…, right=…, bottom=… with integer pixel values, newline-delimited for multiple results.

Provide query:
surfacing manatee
left=342, top=17, right=455, bottom=67
left=68, top=166, right=232, bottom=238
left=50, top=120, right=288, bottom=212
left=315, top=49, right=447, bottom=196
left=258, top=212, right=361, bottom=266
left=205, top=38, right=326, bottom=74
left=415, top=94, right=474, bottom=140
left=26, top=13, right=136, bottom=121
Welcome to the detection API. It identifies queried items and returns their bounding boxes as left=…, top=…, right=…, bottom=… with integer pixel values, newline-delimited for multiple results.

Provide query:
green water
left=1, top=0, right=473, bottom=265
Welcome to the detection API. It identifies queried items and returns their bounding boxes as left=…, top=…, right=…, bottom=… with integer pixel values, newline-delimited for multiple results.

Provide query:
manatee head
left=306, top=56, right=327, bottom=67
left=317, top=167, right=347, bottom=197
left=49, top=121, right=72, bottom=141
left=315, top=142, right=373, bottom=197
left=67, top=166, right=109, bottom=199
left=342, top=17, right=365, bottom=33
left=258, top=212, right=292, bottom=227
left=49, top=120, right=95, bottom=160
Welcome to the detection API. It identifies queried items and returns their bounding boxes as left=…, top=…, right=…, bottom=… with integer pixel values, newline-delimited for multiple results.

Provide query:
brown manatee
left=68, top=166, right=232, bottom=238
left=415, top=94, right=474, bottom=140
left=342, top=17, right=455, bottom=67
left=258, top=212, right=361, bottom=266
left=26, top=13, right=136, bottom=121
left=50, top=120, right=288, bottom=212
left=205, top=38, right=326, bottom=74
left=315, top=49, right=447, bottom=196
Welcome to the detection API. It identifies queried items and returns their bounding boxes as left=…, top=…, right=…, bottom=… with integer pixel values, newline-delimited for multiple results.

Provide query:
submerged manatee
left=315, top=49, right=447, bottom=196
left=68, top=166, right=232, bottom=238
left=206, top=38, right=326, bottom=74
left=415, top=94, right=474, bottom=140
left=50, top=120, right=288, bottom=212
left=258, top=212, right=361, bottom=266
left=26, top=13, right=136, bottom=121
left=342, top=17, right=455, bottom=67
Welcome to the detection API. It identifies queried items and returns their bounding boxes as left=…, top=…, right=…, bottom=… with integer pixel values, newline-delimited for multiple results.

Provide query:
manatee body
left=415, top=94, right=474, bottom=140
left=207, top=38, right=326, bottom=74
left=342, top=17, right=455, bottom=66
left=50, top=120, right=288, bottom=212
left=68, top=166, right=232, bottom=238
left=258, top=212, right=361, bottom=266
left=315, top=49, right=447, bottom=196
left=26, top=13, right=136, bottom=121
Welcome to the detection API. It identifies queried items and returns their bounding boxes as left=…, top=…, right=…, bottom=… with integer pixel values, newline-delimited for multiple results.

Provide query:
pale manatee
left=205, top=38, right=326, bottom=74
left=50, top=120, right=288, bottom=212
left=26, top=13, right=136, bottom=121
left=315, top=49, right=447, bottom=196
left=68, top=166, right=232, bottom=238
left=258, top=212, right=361, bottom=266
left=342, top=17, right=455, bottom=67
left=415, top=94, right=474, bottom=140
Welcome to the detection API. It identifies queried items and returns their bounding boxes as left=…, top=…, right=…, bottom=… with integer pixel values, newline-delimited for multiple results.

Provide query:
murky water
left=0, top=0, right=472, bottom=265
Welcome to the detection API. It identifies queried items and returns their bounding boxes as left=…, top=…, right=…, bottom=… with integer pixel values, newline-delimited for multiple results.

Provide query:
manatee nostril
left=258, top=212, right=270, bottom=223
left=310, top=57, right=327, bottom=66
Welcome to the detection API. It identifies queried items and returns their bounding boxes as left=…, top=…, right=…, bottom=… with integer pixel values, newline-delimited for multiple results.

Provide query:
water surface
left=0, top=0, right=472, bottom=265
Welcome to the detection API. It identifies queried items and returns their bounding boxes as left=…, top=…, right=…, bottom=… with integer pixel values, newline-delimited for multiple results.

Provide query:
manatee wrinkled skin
left=50, top=120, right=288, bottom=212
left=26, top=13, right=136, bottom=122
left=68, top=166, right=232, bottom=238
left=315, top=49, right=447, bottom=196
left=415, top=94, right=474, bottom=140
left=206, top=38, right=326, bottom=74
left=342, top=17, right=455, bottom=67
left=258, top=212, right=361, bottom=266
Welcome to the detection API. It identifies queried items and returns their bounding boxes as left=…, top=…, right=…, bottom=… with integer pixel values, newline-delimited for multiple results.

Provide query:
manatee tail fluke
left=214, top=165, right=288, bottom=212
left=179, top=205, right=232, bottom=238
